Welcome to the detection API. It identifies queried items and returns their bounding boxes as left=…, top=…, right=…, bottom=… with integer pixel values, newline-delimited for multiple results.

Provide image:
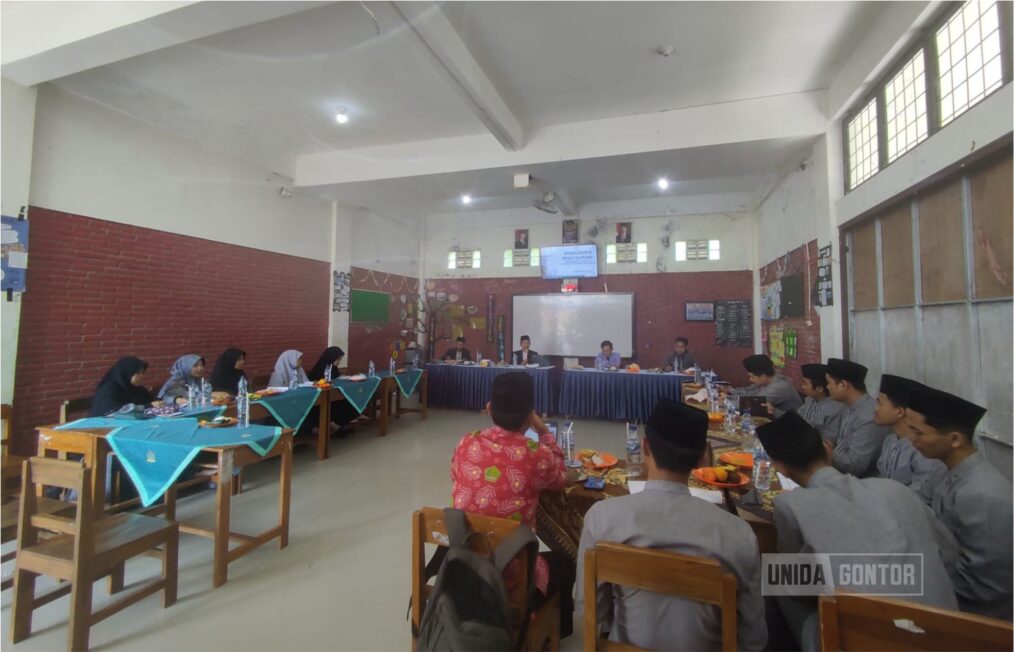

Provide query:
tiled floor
left=1, top=408, right=631, bottom=651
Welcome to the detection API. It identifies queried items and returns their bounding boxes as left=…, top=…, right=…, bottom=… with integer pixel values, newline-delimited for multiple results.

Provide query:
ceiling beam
left=553, top=190, right=577, bottom=217
left=1, top=1, right=329, bottom=86
left=295, top=91, right=827, bottom=188
left=391, top=1, right=524, bottom=151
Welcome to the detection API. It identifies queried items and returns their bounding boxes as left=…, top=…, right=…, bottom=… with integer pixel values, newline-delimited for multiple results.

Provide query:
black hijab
left=90, top=356, right=154, bottom=416
left=210, top=348, right=247, bottom=393
left=309, top=346, right=345, bottom=381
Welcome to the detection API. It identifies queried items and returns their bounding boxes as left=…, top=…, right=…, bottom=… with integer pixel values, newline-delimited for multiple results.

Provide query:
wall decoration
left=769, top=325, right=786, bottom=367
left=466, top=305, right=478, bottom=315
left=785, top=327, right=798, bottom=359
left=816, top=243, right=833, bottom=306
left=486, top=294, right=495, bottom=342
left=562, top=219, right=580, bottom=243
left=715, top=300, right=753, bottom=348
left=469, top=317, right=487, bottom=331
left=350, top=289, right=390, bottom=323
left=761, top=281, right=782, bottom=320
left=514, top=229, right=529, bottom=249
left=615, top=243, right=637, bottom=262
left=615, top=222, right=632, bottom=243
left=684, top=301, right=715, bottom=322
left=496, top=315, right=506, bottom=361
left=332, top=270, right=351, bottom=312
left=512, top=249, right=531, bottom=266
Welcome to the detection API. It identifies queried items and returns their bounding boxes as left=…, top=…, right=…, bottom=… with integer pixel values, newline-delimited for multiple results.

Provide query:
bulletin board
left=350, top=289, right=390, bottom=323
left=1, top=215, right=29, bottom=293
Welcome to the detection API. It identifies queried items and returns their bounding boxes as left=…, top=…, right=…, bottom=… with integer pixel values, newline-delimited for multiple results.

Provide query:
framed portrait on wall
left=685, top=301, right=715, bottom=321
left=615, top=222, right=632, bottom=243
left=514, top=229, right=529, bottom=249
left=562, top=219, right=579, bottom=243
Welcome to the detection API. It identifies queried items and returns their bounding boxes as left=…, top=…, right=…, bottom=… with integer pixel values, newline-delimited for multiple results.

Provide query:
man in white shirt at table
left=576, top=399, right=766, bottom=651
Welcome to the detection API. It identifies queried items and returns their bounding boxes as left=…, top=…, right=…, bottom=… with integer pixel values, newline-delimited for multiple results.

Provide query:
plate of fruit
left=692, top=465, right=749, bottom=488
left=199, top=416, right=237, bottom=428
left=706, top=411, right=725, bottom=423
left=577, top=449, right=619, bottom=469
left=718, top=451, right=755, bottom=469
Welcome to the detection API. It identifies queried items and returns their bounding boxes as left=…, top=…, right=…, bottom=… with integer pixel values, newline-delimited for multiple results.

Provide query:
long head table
left=558, top=368, right=690, bottom=422
left=425, top=363, right=555, bottom=414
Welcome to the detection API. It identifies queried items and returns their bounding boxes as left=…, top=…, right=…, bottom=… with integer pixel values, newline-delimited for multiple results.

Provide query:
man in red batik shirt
left=450, top=371, right=573, bottom=637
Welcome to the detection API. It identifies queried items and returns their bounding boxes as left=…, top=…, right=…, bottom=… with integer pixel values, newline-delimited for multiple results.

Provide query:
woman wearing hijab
left=210, top=348, right=247, bottom=397
left=157, top=354, right=206, bottom=405
left=308, top=346, right=345, bottom=381
left=89, top=356, right=158, bottom=416
left=268, top=350, right=309, bottom=387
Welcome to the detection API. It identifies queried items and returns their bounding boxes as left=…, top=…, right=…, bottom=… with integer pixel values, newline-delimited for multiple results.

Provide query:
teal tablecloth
left=330, top=377, right=382, bottom=414
left=252, top=387, right=320, bottom=430
left=378, top=368, right=423, bottom=398
left=172, top=405, right=227, bottom=420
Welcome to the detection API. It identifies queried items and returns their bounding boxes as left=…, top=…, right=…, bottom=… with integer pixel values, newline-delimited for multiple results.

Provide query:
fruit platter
left=692, top=464, right=750, bottom=488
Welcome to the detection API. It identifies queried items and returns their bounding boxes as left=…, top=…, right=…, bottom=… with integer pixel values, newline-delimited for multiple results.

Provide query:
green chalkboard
left=350, top=289, right=390, bottom=323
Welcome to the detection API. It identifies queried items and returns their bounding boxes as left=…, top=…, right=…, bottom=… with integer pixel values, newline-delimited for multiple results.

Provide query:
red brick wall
left=347, top=267, right=419, bottom=369
left=10, top=207, right=329, bottom=453
left=425, top=271, right=754, bottom=385
left=758, top=240, right=822, bottom=385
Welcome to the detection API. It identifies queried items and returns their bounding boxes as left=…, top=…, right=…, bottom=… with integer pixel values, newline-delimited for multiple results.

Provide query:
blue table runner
left=378, top=368, right=424, bottom=398
left=425, top=364, right=554, bottom=414
left=252, top=387, right=320, bottom=430
left=558, top=369, right=683, bottom=422
left=330, top=377, right=382, bottom=414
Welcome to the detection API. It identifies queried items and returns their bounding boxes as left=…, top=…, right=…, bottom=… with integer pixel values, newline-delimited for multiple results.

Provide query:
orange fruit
left=702, top=469, right=717, bottom=483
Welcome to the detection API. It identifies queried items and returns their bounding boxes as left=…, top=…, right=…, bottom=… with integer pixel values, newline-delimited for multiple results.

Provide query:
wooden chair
left=411, top=507, right=560, bottom=652
left=250, top=374, right=270, bottom=390
left=583, top=541, right=738, bottom=652
left=819, top=593, right=1014, bottom=651
left=11, top=457, right=179, bottom=651
left=60, top=397, right=93, bottom=425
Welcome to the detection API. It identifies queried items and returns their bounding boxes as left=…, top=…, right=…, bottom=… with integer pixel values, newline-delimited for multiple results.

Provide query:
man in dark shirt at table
left=511, top=335, right=539, bottom=365
left=662, top=337, right=696, bottom=372
left=441, top=337, right=472, bottom=363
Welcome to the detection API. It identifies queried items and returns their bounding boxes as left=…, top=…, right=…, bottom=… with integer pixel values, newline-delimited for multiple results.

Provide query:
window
left=606, top=243, right=647, bottom=264
left=937, top=0, right=1004, bottom=126
left=448, top=250, right=480, bottom=269
left=503, top=248, right=540, bottom=267
left=636, top=243, right=648, bottom=263
left=471, top=250, right=481, bottom=269
left=884, top=50, right=929, bottom=162
left=846, top=98, right=879, bottom=189
left=675, top=239, right=717, bottom=261
left=447, top=252, right=455, bottom=270
left=606, top=244, right=617, bottom=264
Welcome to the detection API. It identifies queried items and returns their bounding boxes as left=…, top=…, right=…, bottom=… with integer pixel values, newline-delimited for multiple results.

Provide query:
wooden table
left=345, top=370, right=428, bottom=437
left=35, top=424, right=293, bottom=588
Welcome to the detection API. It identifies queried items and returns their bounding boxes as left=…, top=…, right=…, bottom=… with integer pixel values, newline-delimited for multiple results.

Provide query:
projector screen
left=540, top=244, right=598, bottom=279
left=512, top=293, right=634, bottom=357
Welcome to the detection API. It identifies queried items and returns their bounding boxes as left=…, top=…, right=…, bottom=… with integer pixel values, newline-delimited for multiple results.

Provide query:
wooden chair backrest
left=411, top=507, right=534, bottom=646
left=18, top=458, right=91, bottom=555
left=584, top=541, right=738, bottom=652
left=1, top=403, right=11, bottom=459
left=819, top=593, right=1014, bottom=651
left=60, top=397, right=93, bottom=424
left=250, top=375, right=270, bottom=391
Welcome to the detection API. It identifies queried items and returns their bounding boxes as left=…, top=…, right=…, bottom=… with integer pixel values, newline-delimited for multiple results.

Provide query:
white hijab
left=268, top=349, right=309, bottom=387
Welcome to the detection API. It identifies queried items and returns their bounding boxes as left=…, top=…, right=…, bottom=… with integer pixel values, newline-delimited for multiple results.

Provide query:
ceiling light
left=657, top=178, right=670, bottom=190
left=335, top=107, right=349, bottom=124
left=460, top=194, right=472, bottom=205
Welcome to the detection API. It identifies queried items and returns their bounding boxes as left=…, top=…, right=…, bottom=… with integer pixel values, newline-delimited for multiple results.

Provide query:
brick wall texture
left=758, top=239, right=822, bottom=386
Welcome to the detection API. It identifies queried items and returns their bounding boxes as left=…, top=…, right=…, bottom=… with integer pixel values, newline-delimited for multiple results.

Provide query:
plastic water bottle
left=752, top=445, right=771, bottom=491
left=389, top=358, right=396, bottom=376
left=186, top=384, right=197, bottom=409
left=288, top=369, right=298, bottom=390
left=236, top=376, right=249, bottom=427
left=724, top=397, right=737, bottom=435
left=477, top=351, right=482, bottom=365
left=625, top=423, right=643, bottom=476
left=368, top=360, right=376, bottom=379
left=324, top=363, right=332, bottom=383
left=562, top=421, right=581, bottom=467
left=708, top=385, right=719, bottom=413
left=200, top=378, right=209, bottom=407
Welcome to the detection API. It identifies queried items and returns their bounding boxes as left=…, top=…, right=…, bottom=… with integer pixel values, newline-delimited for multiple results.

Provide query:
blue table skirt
left=426, top=363, right=554, bottom=414
left=559, top=369, right=683, bottom=422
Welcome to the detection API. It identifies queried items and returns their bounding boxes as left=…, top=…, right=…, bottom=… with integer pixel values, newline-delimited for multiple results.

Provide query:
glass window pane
left=636, top=243, right=648, bottom=263
left=530, top=248, right=540, bottom=266
left=606, top=244, right=617, bottom=264
left=884, top=50, right=929, bottom=162
left=937, top=0, right=1004, bottom=126
left=472, top=251, right=481, bottom=268
left=503, top=250, right=513, bottom=267
left=846, top=97, right=879, bottom=188
left=447, top=252, right=456, bottom=269
left=675, top=241, right=687, bottom=261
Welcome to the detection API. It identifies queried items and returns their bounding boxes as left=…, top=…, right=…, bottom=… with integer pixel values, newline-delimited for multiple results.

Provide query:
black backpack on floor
left=414, top=508, right=538, bottom=652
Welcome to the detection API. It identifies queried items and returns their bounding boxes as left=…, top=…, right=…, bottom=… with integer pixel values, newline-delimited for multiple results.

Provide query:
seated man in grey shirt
left=661, top=336, right=696, bottom=372
left=576, top=399, right=766, bottom=651
left=873, top=374, right=945, bottom=504
left=825, top=358, right=890, bottom=478
left=731, top=354, right=802, bottom=417
left=796, top=363, right=846, bottom=439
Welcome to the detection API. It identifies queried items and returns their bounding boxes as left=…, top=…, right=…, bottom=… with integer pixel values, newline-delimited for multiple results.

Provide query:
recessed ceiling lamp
left=657, top=177, right=670, bottom=190
left=460, top=194, right=472, bottom=205
left=335, top=107, right=350, bottom=124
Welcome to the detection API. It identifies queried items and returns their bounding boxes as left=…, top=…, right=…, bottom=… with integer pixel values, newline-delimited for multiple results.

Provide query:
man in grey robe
left=576, top=399, right=766, bottom=651
left=873, top=374, right=946, bottom=504
left=759, top=412, right=958, bottom=651
left=662, top=336, right=696, bottom=372
left=906, top=386, right=1013, bottom=620
left=796, top=363, right=846, bottom=440
left=731, top=354, right=802, bottom=417
left=824, top=358, right=890, bottom=477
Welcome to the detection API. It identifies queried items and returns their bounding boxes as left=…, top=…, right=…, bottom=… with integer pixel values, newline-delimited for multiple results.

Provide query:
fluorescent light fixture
left=335, top=107, right=349, bottom=124
left=460, top=194, right=472, bottom=205
left=657, top=177, right=670, bottom=190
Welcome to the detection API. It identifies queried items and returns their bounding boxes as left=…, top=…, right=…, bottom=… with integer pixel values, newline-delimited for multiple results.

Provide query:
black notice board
left=715, top=300, right=753, bottom=348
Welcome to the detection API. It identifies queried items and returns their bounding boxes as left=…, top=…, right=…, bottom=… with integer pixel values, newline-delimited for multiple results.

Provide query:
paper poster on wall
left=513, top=249, right=531, bottom=266
left=332, top=271, right=351, bottom=312
left=469, top=317, right=487, bottom=331
left=769, top=326, right=785, bottom=367
left=761, top=281, right=782, bottom=320
left=785, top=328, right=798, bottom=359
left=486, top=295, right=496, bottom=342
left=615, top=243, right=638, bottom=263
left=451, top=324, right=465, bottom=340
left=496, top=316, right=506, bottom=361
left=816, top=244, right=834, bottom=306
left=2, top=215, right=29, bottom=293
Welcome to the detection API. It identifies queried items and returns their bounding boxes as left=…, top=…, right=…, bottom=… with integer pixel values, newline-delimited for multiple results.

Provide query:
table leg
left=395, top=385, right=402, bottom=418
left=420, top=374, right=428, bottom=420
left=317, top=393, right=329, bottom=460
left=279, top=435, right=292, bottom=549
left=213, top=450, right=233, bottom=588
left=379, top=383, right=390, bottom=436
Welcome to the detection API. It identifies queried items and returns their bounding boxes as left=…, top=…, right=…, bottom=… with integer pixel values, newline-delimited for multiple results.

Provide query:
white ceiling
left=30, top=1, right=887, bottom=220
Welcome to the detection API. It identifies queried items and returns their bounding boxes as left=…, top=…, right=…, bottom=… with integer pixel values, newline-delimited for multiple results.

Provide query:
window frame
left=842, top=0, right=1013, bottom=193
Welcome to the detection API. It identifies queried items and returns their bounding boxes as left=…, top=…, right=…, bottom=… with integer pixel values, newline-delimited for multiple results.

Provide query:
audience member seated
left=268, top=349, right=309, bottom=387
left=873, top=374, right=945, bottom=504
left=210, top=347, right=248, bottom=397
left=576, top=398, right=766, bottom=651
left=824, top=358, right=890, bottom=478
left=796, top=363, right=845, bottom=439
left=308, top=347, right=361, bottom=433
left=157, top=354, right=206, bottom=406
left=90, top=356, right=158, bottom=417
left=441, top=337, right=472, bottom=363
left=730, top=354, right=802, bottom=417
left=449, top=372, right=572, bottom=636
left=906, top=386, right=1013, bottom=619
left=758, top=411, right=958, bottom=651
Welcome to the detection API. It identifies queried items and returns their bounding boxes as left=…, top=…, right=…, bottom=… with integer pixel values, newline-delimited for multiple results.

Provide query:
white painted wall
left=29, top=84, right=333, bottom=261
left=424, top=204, right=754, bottom=280
left=349, top=208, right=421, bottom=278
left=0, top=77, right=38, bottom=404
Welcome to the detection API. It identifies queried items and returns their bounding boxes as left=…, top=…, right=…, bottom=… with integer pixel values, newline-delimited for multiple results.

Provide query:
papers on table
left=266, top=387, right=291, bottom=393
left=776, top=472, right=800, bottom=491
left=689, top=387, right=709, bottom=403
left=627, top=481, right=724, bottom=505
